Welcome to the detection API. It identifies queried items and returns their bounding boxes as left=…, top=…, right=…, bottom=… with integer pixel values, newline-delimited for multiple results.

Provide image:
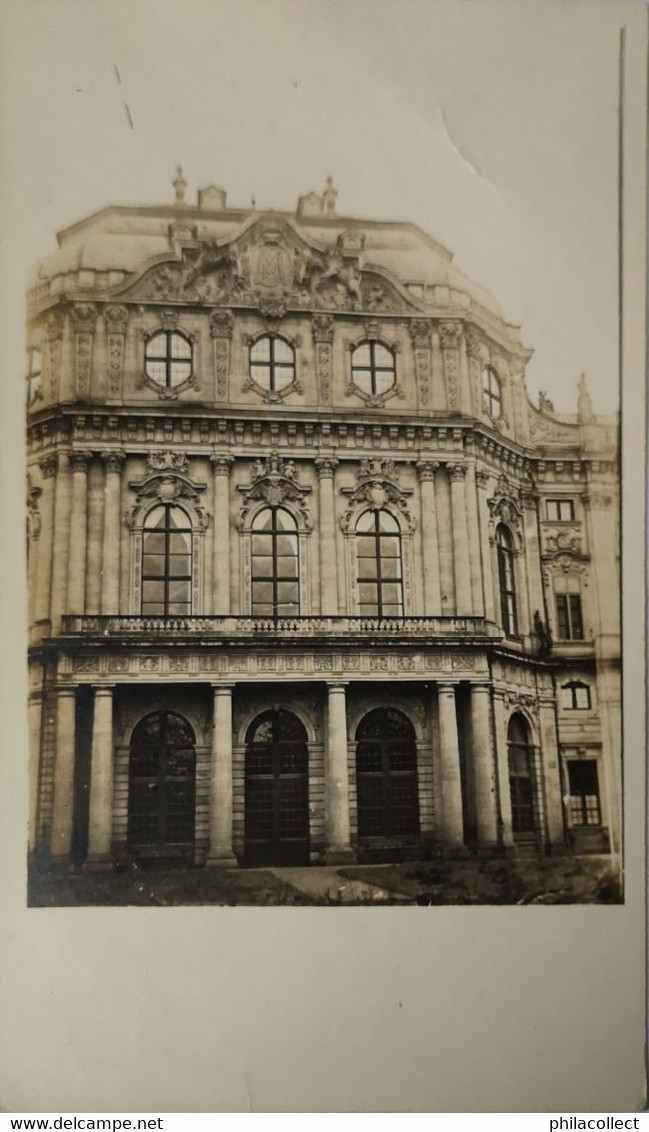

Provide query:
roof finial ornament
left=323, top=176, right=338, bottom=214
left=577, top=371, right=594, bottom=423
left=173, top=166, right=187, bottom=205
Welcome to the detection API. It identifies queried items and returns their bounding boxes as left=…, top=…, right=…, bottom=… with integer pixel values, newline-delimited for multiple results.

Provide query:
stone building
left=25, top=175, right=621, bottom=874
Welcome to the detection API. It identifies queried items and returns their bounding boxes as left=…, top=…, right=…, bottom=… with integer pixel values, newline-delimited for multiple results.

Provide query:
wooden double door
left=244, top=709, right=310, bottom=867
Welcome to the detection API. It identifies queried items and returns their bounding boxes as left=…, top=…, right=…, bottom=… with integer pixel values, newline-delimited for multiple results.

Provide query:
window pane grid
left=482, top=367, right=502, bottom=417
left=141, top=505, right=193, bottom=616
left=356, top=510, right=404, bottom=617
left=351, top=340, right=396, bottom=396
left=251, top=507, right=300, bottom=616
left=249, top=336, right=296, bottom=392
left=145, top=330, right=193, bottom=390
left=497, top=528, right=518, bottom=636
left=556, top=593, right=584, bottom=640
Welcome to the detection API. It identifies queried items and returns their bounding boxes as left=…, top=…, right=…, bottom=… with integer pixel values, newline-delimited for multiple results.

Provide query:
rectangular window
left=567, top=760, right=601, bottom=826
left=547, top=499, right=575, bottom=521
left=556, top=593, right=584, bottom=640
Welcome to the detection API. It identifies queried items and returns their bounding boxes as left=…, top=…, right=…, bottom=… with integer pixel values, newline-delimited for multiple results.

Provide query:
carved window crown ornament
left=237, top=451, right=312, bottom=530
left=341, top=457, right=415, bottom=533
left=127, top=450, right=208, bottom=530
left=487, top=473, right=523, bottom=536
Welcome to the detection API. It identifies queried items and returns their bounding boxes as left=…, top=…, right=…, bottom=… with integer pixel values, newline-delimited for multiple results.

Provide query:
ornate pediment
left=113, top=217, right=415, bottom=315
left=341, top=458, right=415, bottom=532
left=128, top=451, right=207, bottom=529
left=237, top=451, right=312, bottom=529
left=488, top=474, right=523, bottom=532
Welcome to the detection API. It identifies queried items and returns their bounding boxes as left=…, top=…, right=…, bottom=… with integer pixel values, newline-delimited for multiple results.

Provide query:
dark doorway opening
left=128, top=710, right=196, bottom=860
left=355, top=707, right=420, bottom=840
left=244, top=709, right=310, bottom=867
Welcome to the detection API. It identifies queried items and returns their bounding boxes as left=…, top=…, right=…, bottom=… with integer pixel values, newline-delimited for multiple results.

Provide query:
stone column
left=28, top=692, right=43, bottom=853
left=207, top=684, right=237, bottom=866
left=50, top=452, right=73, bottom=630
left=87, top=686, right=115, bottom=864
left=315, top=457, right=339, bottom=615
left=470, top=683, right=498, bottom=845
left=521, top=490, right=545, bottom=632
left=476, top=469, right=495, bottom=622
left=416, top=461, right=441, bottom=615
left=211, top=454, right=233, bottom=616
left=100, top=451, right=125, bottom=615
left=50, top=687, right=77, bottom=860
left=449, top=463, right=472, bottom=615
left=465, top=462, right=484, bottom=615
left=85, top=459, right=105, bottom=614
left=437, top=683, right=465, bottom=849
left=35, top=455, right=57, bottom=626
left=67, top=452, right=89, bottom=614
left=492, top=690, right=514, bottom=846
left=538, top=694, right=565, bottom=846
left=325, top=683, right=352, bottom=860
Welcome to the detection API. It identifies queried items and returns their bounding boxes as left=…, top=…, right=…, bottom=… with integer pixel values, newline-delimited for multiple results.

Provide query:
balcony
left=58, top=613, right=502, bottom=646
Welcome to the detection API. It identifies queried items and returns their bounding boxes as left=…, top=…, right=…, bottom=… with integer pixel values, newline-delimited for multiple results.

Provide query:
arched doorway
left=355, top=708, right=420, bottom=839
left=507, top=714, right=537, bottom=840
left=128, top=710, right=196, bottom=858
left=244, top=709, right=310, bottom=866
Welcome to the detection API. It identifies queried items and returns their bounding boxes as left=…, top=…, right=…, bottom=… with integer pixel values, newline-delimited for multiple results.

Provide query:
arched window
left=128, top=710, right=196, bottom=855
left=351, top=341, right=396, bottom=396
left=356, top=509, right=403, bottom=617
left=355, top=708, right=419, bottom=838
left=251, top=506, right=300, bottom=617
left=554, top=574, right=584, bottom=640
left=244, top=709, right=309, bottom=865
left=497, top=525, right=518, bottom=636
left=144, top=329, right=193, bottom=391
left=249, top=335, right=295, bottom=393
left=141, top=504, right=193, bottom=616
left=561, top=681, right=591, bottom=710
left=482, top=366, right=502, bottom=417
left=507, top=714, right=536, bottom=838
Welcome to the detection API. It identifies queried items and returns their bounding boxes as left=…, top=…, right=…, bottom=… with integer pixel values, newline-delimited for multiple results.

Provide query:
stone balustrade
left=60, top=613, right=502, bottom=640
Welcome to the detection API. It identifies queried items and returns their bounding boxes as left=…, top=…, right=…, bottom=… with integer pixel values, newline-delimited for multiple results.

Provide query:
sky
left=2, top=0, right=643, bottom=413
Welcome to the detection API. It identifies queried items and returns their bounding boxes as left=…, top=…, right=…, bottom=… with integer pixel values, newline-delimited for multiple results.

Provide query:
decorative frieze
left=409, top=320, right=432, bottom=406
left=209, top=309, right=234, bottom=401
left=438, top=320, right=462, bottom=412
left=59, top=646, right=489, bottom=682
left=71, top=303, right=97, bottom=398
left=104, top=306, right=129, bottom=399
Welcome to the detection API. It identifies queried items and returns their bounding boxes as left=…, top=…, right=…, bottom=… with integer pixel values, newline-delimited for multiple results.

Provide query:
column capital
left=211, top=682, right=235, bottom=694
left=469, top=681, right=492, bottom=694
left=39, top=454, right=58, bottom=478
left=326, top=681, right=348, bottom=692
left=312, top=313, right=334, bottom=343
left=315, top=456, right=339, bottom=478
left=437, top=681, right=459, bottom=694
left=449, top=462, right=467, bottom=481
left=93, top=684, right=115, bottom=696
left=69, top=450, right=90, bottom=473
left=211, top=452, right=234, bottom=476
left=209, top=309, right=235, bottom=339
left=476, top=468, right=490, bottom=489
left=100, top=450, right=125, bottom=473
left=55, top=685, right=78, bottom=699
left=438, top=320, right=463, bottom=350
left=416, top=459, right=440, bottom=481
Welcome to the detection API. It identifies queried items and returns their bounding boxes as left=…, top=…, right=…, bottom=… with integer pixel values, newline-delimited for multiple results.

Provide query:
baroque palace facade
left=26, top=175, right=621, bottom=872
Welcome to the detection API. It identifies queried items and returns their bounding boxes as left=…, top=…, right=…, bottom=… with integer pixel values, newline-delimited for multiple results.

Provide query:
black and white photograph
left=1, top=0, right=646, bottom=1115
